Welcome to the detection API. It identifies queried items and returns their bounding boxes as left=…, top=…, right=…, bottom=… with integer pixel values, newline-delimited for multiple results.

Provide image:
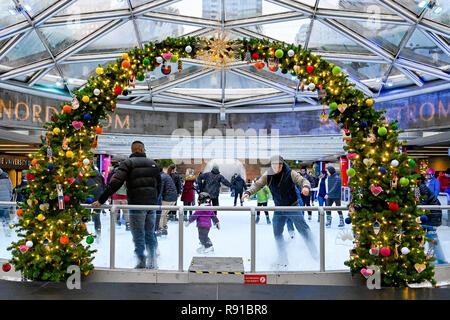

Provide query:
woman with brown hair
left=181, top=168, right=196, bottom=221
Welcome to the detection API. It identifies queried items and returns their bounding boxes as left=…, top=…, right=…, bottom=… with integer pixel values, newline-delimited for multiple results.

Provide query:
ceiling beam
left=224, top=12, right=306, bottom=29
left=141, top=12, right=221, bottom=28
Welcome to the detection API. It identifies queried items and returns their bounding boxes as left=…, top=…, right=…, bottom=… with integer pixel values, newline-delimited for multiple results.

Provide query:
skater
left=84, top=165, right=106, bottom=236
left=157, top=168, right=178, bottom=236
left=93, top=141, right=161, bottom=269
left=299, top=166, right=315, bottom=220
left=185, top=192, right=220, bottom=254
left=196, top=165, right=231, bottom=213
left=181, top=168, right=196, bottom=221
left=108, top=163, right=130, bottom=230
left=437, top=168, right=450, bottom=193
left=425, top=168, right=440, bottom=198
left=325, top=166, right=344, bottom=228
left=231, top=174, right=247, bottom=206
left=418, top=174, right=447, bottom=264
left=167, top=165, right=182, bottom=221
left=242, top=155, right=317, bottom=266
left=0, top=168, right=13, bottom=236
left=315, top=170, right=328, bottom=223
left=249, top=181, right=271, bottom=224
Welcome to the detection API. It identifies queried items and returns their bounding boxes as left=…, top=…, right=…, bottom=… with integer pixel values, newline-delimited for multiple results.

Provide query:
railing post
left=319, top=206, right=325, bottom=272
left=250, top=207, right=256, bottom=273
left=178, top=205, right=184, bottom=272
left=110, top=205, right=116, bottom=269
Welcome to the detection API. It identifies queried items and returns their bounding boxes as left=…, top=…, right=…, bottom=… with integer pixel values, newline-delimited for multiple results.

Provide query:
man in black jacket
left=197, top=165, right=231, bottom=211
left=167, top=164, right=182, bottom=221
left=231, top=174, right=247, bottom=206
left=93, top=141, right=161, bottom=269
left=299, top=166, right=315, bottom=220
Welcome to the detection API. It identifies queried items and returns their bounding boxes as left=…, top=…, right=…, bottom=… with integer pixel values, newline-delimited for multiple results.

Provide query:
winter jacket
left=231, top=175, right=247, bottom=193
left=197, top=167, right=231, bottom=199
left=437, top=173, right=450, bottom=193
left=98, top=152, right=161, bottom=205
left=181, top=175, right=196, bottom=203
left=419, top=183, right=442, bottom=227
left=189, top=204, right=219, bottom=228
left=425, top=177, right=440, bottom=198
left=85, top=170, right=106, bottom=202
left=245, top=162, right=310, bottom=206
left=301, top=173, right=316, bottom=188
left=169, top=172, right=182, bottom=195
left=317, top=177, right=328, bottom=197
left=0, top=169, right=13, bottom=209
left=14, top=180, right=28, bottom=202
left=250, top=185, right=271, bottom=203
left=160, top=172, right=178, bottom=202
left=326, top=167, right=341, bottom=199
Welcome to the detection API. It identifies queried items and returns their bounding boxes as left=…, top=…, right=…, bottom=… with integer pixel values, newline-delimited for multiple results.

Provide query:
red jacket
left=438, top=173, right=450, bottom=193
left=181, top=175, right=196, bottom=203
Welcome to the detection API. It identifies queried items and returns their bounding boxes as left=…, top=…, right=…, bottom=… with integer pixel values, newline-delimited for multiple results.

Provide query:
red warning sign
left=244, top=274, right=267, bottom=284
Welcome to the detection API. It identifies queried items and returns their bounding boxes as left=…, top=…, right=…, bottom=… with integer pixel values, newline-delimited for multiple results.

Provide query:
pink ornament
left=370, top=186, right=382, bottom=196
left=19, top=245, right=28, bottom=253
left=64, top=195, right=70, bottom=202
left=72, top=121, right=83, bottom=130
left=380, top=247, right=391, bottom=256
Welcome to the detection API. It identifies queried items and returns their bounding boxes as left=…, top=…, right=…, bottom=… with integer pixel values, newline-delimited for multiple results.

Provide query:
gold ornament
left=197, top=31, right=239, bottom=67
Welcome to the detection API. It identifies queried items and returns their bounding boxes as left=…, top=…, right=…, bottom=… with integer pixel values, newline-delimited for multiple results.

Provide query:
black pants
left=326, top=198, right=343, bottom=217
left=234, top=190, right=243, bottom=206
left=300, top=193, right=312, bottom=216
left=198, top=227, right=212, bottom=248
left=92, top=209, right=101, bottom=231
left=256, top=202, right=269, bottom=217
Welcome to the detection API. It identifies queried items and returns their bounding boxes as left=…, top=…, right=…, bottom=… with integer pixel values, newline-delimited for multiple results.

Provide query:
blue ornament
left=379, top=167, right=387, bottom=174
left=85, top=197, right=93, bottom=204
left=43, top=239, right=49, bottom=245
left=360, top=121, right=368, bottom=127
left=84, top=113, right=92, bottom=121
left=420, top=215, right=428, bottom=224
left=345, top=217, right=351, bottom=224
left=47, top=164, right=54, bottom=170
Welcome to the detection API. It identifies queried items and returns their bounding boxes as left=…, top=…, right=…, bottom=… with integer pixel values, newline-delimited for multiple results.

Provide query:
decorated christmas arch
left=6, top=34, right=435, bottom=286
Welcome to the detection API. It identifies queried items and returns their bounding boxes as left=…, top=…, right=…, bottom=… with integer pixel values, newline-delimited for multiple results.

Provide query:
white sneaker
left=196, top=245, right=205, bottom=253
left=288, top=230, right=295, bottom=239
left=204, top=246, right=214, bottom=253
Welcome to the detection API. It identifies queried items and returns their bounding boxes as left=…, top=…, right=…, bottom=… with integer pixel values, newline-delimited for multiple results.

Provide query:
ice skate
left=135, top=257, right=146, bottom=269
left=326, top=215, right=332, bottom=228
left=196, top=245, right=205, bottom=253
left=266, top=217, right=271, bottom=224
left=338, top=216, right=344, bottom=228
left=255, top=216, right=260, bottom=224
left=308, top=215, right=312, bottom=221
left=125, top=222, right=130, bottom=231
left=288, top=230, right=295, bottom=239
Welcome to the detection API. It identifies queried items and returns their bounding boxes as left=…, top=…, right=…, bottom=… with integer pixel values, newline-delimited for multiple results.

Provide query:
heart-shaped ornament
left=162, top=52, right=173, bottom=61
left=373, top=221, right=381, bottom=235
left=363, top=158, right=374, bottom=168
left=338, top=104, right=347, bottom=113
left=72, top=121, right=83, bottom=130
left=414, top=263, right=426, bottom=273
left=361, top=268, right=373, bottom=279
left=371, top=186, right=382, bottom=196
left=319, top=114, right=328, bottom=124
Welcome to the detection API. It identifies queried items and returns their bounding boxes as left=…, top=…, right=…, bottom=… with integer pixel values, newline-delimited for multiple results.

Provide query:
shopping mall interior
left=0, top=0, right=449, bottom=304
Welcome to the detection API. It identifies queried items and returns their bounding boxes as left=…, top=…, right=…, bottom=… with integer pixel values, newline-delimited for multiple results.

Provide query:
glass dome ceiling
left=0, top=0, right=448, bottom=114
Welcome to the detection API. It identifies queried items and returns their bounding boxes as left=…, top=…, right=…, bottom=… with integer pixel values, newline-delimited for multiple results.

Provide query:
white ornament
left=185, top=45, right=192, bottom=53
left=93, top=88, right=100, bottom=96
left=308, top=83, right=315, bottom=91
left=83, top=158, right=90, bottom=166
left=26, top=240, right=33, bottom=248
left=287, top=49, right=295, bottom=57
left=156, top=56, right=163, bottom=64
left=401, top=247, right=409, bottom=255
left=391, top=159, right=399, bottom=167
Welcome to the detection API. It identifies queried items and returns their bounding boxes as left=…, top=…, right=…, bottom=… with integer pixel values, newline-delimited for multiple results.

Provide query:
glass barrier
left=0, top=204, right=18, bottom=260
left=86, top=207, right=110, bottom=269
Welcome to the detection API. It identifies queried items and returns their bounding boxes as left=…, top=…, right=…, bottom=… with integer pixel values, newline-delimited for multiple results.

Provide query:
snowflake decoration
left=197, top=31, right=239, bottom=67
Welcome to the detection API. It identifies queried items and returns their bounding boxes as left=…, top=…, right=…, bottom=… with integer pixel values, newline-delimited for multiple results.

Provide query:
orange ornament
left=95, top=127, right=103, bottom=134
left=62, top=105, right=72, bottom=113
left=122, top=60, right=131, bottom=68
left=60, top=236, right=69, bottom=245
left=31, top=159, right=38, bottom=166
left=16, top=209, right=24, bottom=217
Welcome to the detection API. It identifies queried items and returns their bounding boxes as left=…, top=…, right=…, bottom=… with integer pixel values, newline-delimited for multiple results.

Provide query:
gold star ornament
left=197, top=31, right=239, bottom=67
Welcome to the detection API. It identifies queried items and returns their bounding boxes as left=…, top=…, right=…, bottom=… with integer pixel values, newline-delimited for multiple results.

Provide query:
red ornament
left=306, top=65, right=314, bottom=73
left=2, top=263, right=11, bottom=272
left=95, top=127, right=103, bottom=135
left=251, top=53, right=259, bottom=61
left=380, top=247, right=391, bottom=256
left=16, top=209, right=24, bottom=217
left=60, top=236, right=69, bottom=245
left=62, top=105, right=72, bottom=113
left=64, top=195, right=70, bottom=202
left=122, top=60, right=131, bottom=69
left=26, top=173, right=35, bottom=181
left=389, top=202, right=399, bottom=211
left=113, top=87, right=122, bottom=95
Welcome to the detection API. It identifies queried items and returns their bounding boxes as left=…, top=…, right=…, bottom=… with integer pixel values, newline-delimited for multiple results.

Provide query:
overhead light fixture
left=434, top=6, right=442, bottom=14
left=55, top=80, right=64, bottom=88
left=23, top=4, right=32, bottom=12
left=418, top=0, right=428, bottom=8
left=8, top=5, right=18, bottom=15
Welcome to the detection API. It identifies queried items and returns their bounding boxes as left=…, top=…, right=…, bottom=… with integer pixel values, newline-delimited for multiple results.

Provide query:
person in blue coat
left=425, top=168, right=441, bottom=198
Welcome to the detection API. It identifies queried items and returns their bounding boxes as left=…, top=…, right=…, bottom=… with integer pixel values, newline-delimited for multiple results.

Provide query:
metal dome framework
left=0, top=0, right=448, bottom=114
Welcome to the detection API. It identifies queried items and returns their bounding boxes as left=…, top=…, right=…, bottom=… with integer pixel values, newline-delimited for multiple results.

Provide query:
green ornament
left=275, top=49, right=284, bottom=58
left=332, top=66, right=341, bottom=75
left=137, top=74, right=145, bottom=82
left=347, top=168, right=356, bottom=177
left=408, top=159, right=416, bottom=167
left=86, top=236, right=94, bottom=244
left=170, top=55, right=178, bottom=63
left=329, top=102, right=338, bottom=110
left=378, top=127, right=387, bottom=136
left=392, top=123, right=398, bottom=130
left=143, top=58, right=150, bottom=66
left=399, top=177, right=409, bottom=187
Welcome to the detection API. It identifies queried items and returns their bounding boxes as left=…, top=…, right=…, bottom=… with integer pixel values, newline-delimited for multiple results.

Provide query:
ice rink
left=1, top=193, right=449, bottom=272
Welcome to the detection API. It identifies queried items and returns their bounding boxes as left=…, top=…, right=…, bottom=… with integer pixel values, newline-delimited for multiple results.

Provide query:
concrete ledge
left=2, top=258, right=450, bottom=287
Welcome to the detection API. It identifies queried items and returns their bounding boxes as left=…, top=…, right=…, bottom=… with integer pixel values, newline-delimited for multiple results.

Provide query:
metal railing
left=1, top=201, right=450, bottom=273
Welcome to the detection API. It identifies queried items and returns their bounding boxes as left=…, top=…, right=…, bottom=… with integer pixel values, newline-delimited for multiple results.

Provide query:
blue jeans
left=318, top=196, right=327, bottom=207
left=129, top=210, right=158, bottom=264
left=286, top=198, right=304, bottom=232
left=425, top=226, right=447, bottom=264
left=273, top=204, right=317, bottom=262
left=0, top=209, right=10, bottom=224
